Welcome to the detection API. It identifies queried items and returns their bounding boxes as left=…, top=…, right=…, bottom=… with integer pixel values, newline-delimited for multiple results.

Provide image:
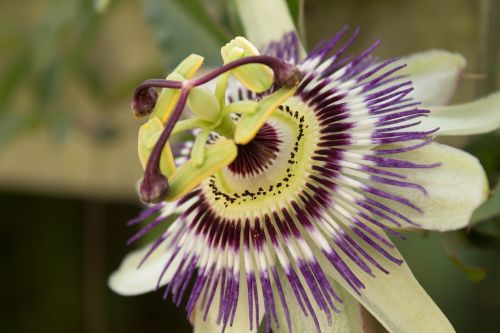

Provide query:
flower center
left=227, top=123, right=282, bottom=177
left=202, top=96, right=321, bottom=216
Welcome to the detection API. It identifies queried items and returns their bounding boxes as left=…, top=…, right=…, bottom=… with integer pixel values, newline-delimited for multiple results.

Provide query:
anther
left=272, top=61, right=304, bottom=88
left=132, top=87, right=158, bottom=118
left=139, top=171, right=169, bottom=204
left=131, top=79, right=184, bottom=118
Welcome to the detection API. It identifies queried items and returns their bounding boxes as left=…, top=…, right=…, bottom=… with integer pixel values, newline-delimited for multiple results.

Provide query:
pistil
left=135, top=55, right=303, bottom=203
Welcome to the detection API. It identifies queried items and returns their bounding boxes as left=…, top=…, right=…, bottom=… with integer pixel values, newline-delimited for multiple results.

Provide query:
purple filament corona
left=227, top=123, right=282, bottom=177
left=126, top=28, right=438, bottom=333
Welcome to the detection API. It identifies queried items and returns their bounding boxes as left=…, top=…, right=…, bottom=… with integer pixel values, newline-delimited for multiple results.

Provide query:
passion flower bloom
left=109, top=21, right=500, bottom=333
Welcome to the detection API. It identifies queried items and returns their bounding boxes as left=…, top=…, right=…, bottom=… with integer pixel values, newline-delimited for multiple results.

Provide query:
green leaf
left=443, top=232, right=486, bottom=282
left=471, top=185, right=500, bottom=224
left=286, top=0, right=306, bottom=42
left=144, top=0, right=230, bottom=68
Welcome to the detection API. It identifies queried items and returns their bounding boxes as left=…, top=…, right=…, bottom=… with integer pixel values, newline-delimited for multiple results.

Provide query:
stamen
left=134, top=55, right=303, bottom=203
left=191, top=55, right=304, bottom=88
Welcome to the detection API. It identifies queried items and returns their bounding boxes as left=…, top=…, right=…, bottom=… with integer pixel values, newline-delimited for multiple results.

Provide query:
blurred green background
left=1, top=0, right=499, bottom=332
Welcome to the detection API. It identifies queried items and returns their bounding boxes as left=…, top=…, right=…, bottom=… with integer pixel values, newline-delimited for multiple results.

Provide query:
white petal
left=322, top=236, right=455, bottom=333
left=234, top=0, right=304, bottom=53
left=271, top=268, right=365, bottom=333
left=380, top=142, right=488, bottom=231
left=108, top=240, right=180, bottom=296
left=401, top=50, right=466, bottom=106
left=193, top=280, right=264, bottom=333
left=414, top=92, right=500, bottom=135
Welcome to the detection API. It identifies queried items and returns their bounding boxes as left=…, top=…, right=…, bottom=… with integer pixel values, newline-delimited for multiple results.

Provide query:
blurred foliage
left=144, top=0, right=231, bottom=69
left=0, top=0, right=106, bottom=146
left=442, top=231, right=487, bottom=282
left=472, top=185, right=500, bottom=225
left=0, top=0, right=305, bottom=146
left=437, top=133, right=500, bottom=282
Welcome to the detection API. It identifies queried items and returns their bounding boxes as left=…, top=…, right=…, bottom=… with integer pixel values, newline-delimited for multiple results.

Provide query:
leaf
left=144, top=0, right=230, bottom=68
left=286, top=0, right=306, bottom=42
left=471, top=185, right=500, bottom=224
left=442, top=232, right=486, bottom=282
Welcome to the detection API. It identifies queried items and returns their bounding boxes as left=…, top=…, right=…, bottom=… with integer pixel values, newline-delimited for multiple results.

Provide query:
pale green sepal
left=221, top=37, right=274, bottom=93
left=378, top=142, right=489, bottom=231
left=166, top=138, right=237, bottom=201
left=187, top=86, right=221, bottom=122
left=271, top=267, right=365, bottom=333
left=320, top=236, right=455, bottom=333
left=234, top=0, right=304, bottom=56
left=138, top=117, right=176, bottom=177
left=151, top=54, right=204, bottom=123
left=414, top=92, right=500, bottom=136
left=235, top=87, right=296, bottom=144
left=401, top=50, right=466, bottom=106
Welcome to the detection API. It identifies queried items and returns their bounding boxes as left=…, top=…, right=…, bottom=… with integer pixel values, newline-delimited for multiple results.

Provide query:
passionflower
left=109, top=27, right=496, bottom=333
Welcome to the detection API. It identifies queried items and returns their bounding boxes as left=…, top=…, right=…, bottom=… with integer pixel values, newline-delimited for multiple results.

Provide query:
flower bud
left=221, top=37, right=273, bottom=93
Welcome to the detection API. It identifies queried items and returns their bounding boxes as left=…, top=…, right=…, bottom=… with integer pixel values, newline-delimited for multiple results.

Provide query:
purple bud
left=273, top=61, right=304, bottom=88
left=139, top=172, right=169, bottom=204
left=132, top=87, right=158, bottom=118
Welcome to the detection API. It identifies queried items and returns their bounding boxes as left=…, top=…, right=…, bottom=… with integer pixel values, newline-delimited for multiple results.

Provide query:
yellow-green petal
left=235, top=87, right=296, bottom=144
left=379, top=142, right=489, bottom=231
left=271, top=267, right=365, bottom=333
left=320, top=235, right=455, bottom=333
left=401, top=50, right=466, bottom=106
left=166, top=138, right=237, bottom=201
left=414, top=92, right=500, bottom=136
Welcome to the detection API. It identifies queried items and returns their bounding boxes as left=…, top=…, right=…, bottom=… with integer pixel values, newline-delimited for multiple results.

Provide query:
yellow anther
left=221, top=37, right=273, bottom=93
left=138, top=117, right=176, bottom=177
left=151, top=54, right=204, bottom=124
